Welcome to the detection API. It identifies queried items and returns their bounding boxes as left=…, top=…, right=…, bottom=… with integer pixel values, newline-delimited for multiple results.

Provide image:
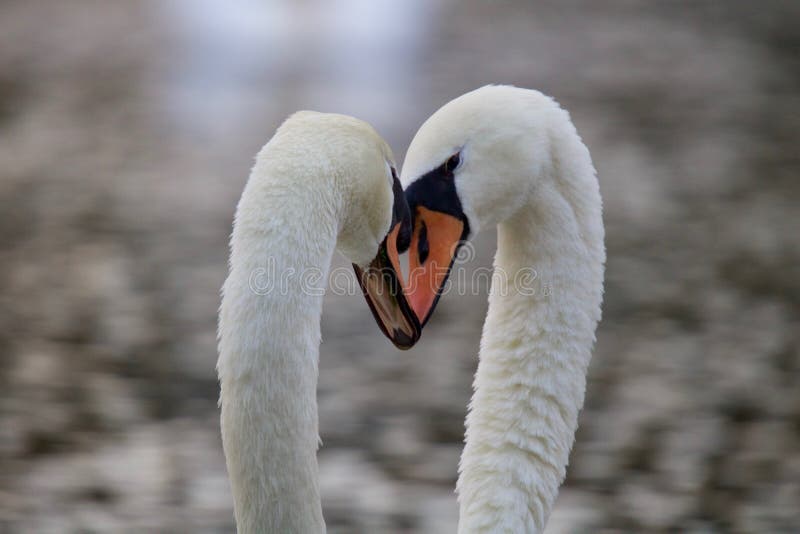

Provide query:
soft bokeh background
left=1, top=1, right=799, bottom=532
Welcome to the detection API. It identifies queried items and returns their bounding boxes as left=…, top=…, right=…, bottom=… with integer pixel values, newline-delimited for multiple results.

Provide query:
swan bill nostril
left=417, top=222, right=430, bottom=265
left=396, top=217, right=412, bottom=253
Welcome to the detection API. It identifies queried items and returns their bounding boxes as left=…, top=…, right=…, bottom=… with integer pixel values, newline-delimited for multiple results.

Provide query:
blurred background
left=1, top=0, right=799, bottom=532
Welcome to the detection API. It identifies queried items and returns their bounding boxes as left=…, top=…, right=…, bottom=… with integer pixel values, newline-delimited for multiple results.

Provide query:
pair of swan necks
left=219, top=86, right=605, bottom=534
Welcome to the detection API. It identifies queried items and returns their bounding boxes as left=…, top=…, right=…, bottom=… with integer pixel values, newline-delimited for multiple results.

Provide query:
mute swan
left=401, top=86, right=605, bottom=533
left=217, top=111, right=419, bottom=533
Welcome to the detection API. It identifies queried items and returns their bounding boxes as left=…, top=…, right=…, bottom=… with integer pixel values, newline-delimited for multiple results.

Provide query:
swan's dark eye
left=444, top=152, right=461, bottom=173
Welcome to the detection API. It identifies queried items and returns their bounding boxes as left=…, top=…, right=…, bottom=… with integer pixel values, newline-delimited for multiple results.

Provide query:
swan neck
left=457, top=173, right=604, bottom=533
left=218, top=178, right=340, bottom=533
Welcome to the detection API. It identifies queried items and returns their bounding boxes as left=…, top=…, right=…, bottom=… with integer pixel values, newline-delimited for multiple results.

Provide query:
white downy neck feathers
left=217, top=111, right=398, bottom=533
left=401, top=85, right=605, bottom=533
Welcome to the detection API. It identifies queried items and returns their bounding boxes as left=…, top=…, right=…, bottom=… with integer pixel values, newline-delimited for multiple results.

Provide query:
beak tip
left=391, top=328, right=419, bottom=350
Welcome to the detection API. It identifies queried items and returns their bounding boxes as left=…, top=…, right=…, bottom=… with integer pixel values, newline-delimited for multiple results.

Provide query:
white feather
left=402, top=85, right=605, bottom=533
left=217, top=111, right=396, bottom=533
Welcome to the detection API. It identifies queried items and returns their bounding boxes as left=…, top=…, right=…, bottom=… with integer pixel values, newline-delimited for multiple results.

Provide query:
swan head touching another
left=228, top=111, right=419, bottom=350
left=290, top=112, right=420, bottom=347
left=288, top=112, right=403, bottom=268
left=404, top=87, right=551, bottom=235
left=218, top=111, right=420, bottom=533
left=401, top=84, right=604, bottom=326
left=401, top=86, right=604, bottom=533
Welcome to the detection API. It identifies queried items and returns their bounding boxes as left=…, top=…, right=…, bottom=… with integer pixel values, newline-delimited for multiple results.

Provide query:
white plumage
left=401, top=85, right=606, bottom=533
left=217, top=111, right=400, bottom=533
left=217, top=86, right=604, bottom=533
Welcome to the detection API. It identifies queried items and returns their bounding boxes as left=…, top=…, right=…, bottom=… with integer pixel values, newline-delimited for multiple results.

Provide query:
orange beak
left=406, top=207, right=467, bottom=327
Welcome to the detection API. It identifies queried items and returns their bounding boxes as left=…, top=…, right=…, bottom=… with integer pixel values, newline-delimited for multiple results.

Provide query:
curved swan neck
left=217, top=167, right=342, bottom=534
left=457, top=127, right=604, bottom=533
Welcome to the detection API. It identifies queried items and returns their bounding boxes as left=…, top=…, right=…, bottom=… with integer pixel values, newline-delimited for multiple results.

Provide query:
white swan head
left=400, top=85, right=599, bottom=324
left=262, top=111, right=420, bottom=347
left=273, top=111, right=399, bottom=261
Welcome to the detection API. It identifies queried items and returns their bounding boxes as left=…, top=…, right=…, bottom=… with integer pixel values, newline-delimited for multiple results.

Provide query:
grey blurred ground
left=1, top=1, right=799, bottom=532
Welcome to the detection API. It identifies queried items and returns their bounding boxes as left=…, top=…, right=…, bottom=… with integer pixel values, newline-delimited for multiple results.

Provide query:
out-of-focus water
left=0, top=1, right=798, bottom=532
